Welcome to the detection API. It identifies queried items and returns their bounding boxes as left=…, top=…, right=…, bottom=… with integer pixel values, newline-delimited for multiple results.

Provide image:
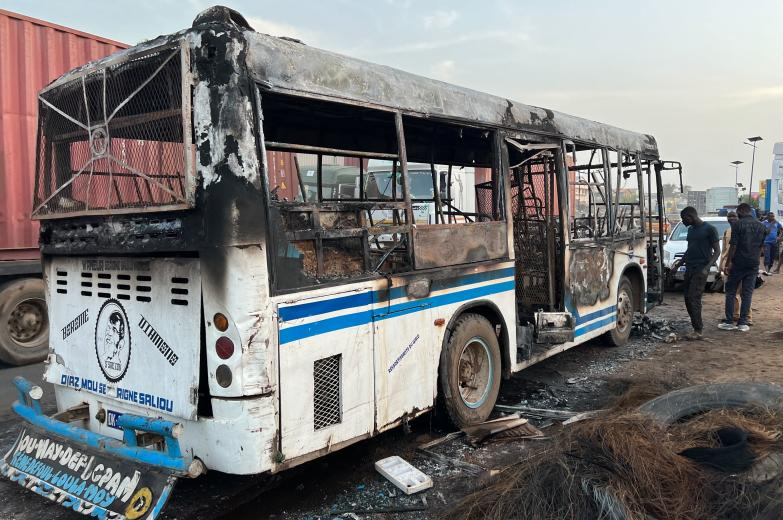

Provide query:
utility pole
left=745, top=136, right=763, bottom=205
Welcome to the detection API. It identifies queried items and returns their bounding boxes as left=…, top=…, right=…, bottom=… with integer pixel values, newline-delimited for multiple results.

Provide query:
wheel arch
left=620, top=263, right=645, bottom=312
left=441, top=299, right=512, bottom=379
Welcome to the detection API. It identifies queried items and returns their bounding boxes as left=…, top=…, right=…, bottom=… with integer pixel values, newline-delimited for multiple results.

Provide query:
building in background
left=766, top=142, right=783, bottom=217
left=706, top=187, right=738, bottom=214
left=687, top=190, right=706, bottom=215
left=0, top=9, right=126, bottom=364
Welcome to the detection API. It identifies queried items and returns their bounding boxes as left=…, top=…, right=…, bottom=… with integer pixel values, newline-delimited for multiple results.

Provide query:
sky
left=7, top=0, right=782, bottom=191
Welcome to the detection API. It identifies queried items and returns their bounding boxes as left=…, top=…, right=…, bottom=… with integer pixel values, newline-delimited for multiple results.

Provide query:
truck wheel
left=0, top=278, right=49, bottom=366
left=438, top=313, right=501, bottom=428
left=604, top=276, right=634, bottom=347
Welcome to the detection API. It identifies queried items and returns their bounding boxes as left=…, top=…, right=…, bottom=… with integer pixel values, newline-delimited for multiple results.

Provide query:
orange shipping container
left=0, top=9, right=127, bottom=260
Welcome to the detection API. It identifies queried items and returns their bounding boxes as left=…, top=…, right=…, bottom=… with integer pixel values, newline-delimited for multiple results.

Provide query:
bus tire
left=0, top=278, right=49, bottom=366
left=604, top=276, right=634, bottom=347
left=438, top=313, right=501, bottom=429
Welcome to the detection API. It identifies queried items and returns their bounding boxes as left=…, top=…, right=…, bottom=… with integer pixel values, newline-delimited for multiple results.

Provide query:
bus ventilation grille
left=313, top=354, right=342, bottom=430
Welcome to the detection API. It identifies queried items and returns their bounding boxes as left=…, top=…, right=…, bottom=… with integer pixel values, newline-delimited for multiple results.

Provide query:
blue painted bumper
left=11, top=376, right=190, bottom=475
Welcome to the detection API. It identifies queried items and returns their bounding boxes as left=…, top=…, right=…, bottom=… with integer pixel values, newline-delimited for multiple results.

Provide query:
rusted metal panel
left=412, top=221, right=509, bottom=269
left=568, top=246, right=614, bottom=306
left=0, top=9, right=126, bottom=258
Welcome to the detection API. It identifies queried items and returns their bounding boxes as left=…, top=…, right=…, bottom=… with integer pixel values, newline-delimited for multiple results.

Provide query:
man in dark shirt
left=719, top=203, right=767, bottom=331
left=678, top=206, right=720, bottom=340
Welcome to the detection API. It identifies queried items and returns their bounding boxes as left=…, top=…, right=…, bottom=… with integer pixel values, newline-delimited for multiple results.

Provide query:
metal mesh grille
left=512, top=164, right=559, bottom=311
left=33, top=46, right=188, bottom=217
left=313, top=354, right=341, bottom=430
left=474, top=182, right=493, bottom=221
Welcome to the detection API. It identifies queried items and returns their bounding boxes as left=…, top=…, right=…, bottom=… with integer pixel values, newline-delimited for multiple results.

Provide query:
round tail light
left=213, top=313, right=229, bottom=332
left=215, top=337, right=235, bottom=359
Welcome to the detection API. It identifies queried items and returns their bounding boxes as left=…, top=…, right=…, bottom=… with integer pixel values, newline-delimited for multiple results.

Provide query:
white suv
left=663, top=216, right=732, bottom=289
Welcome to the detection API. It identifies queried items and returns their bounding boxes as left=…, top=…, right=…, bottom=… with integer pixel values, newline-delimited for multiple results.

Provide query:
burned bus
left=4, top=6, right=676, bottom=517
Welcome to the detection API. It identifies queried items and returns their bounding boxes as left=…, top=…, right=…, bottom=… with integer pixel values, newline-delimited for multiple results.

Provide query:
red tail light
left=216, top=337, right=234, bottom=359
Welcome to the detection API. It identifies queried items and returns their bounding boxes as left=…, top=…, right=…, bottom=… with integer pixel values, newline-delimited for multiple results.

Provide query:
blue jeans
left=725, top=266, right=757, bottom=325
left=764, top=243, right=777, bottom=270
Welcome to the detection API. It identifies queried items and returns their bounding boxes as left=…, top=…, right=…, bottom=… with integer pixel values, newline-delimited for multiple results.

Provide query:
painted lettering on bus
left=61, top=309, right=88, bottom=340
left=58, top=375, right=107, bottom=395
left=115, top=387, right=174, bottom=413
left=388, top=334, right=420, bottom=373
left=138, top=315, right=179, bottom=366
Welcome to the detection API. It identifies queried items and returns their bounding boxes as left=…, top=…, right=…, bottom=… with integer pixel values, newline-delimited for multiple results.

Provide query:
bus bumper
left=1, top=376, right=198, bottom=519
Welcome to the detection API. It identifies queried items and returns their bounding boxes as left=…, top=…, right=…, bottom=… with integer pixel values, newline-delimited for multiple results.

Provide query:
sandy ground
left=0, top=275, right=781, bottom=519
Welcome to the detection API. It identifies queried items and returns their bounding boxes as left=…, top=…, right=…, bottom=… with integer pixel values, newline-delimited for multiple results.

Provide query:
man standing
left=678, top=206, right=720, bottom=340
left=762, top=212, right=782, bottom=274
left=719, top=203, right=767, bottom=332
left=719, top=212, right=752, bottom=324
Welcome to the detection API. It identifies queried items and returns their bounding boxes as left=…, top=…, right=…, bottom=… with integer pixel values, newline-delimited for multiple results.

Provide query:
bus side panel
left=276, top=286, right=375, bottom=461
left=374, top=264, right=517, bottom=433
left=372, top=295, right=435, bottom=431
left=564, top=240, right=647, bottom=339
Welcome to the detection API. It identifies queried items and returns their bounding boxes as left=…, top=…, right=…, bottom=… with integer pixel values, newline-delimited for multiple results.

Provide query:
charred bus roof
left=43, top=6, right=658, bottom=160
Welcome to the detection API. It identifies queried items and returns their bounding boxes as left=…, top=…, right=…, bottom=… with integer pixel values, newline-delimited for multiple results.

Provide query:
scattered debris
left=443, top=385, right=783, bottom=520
left=494, top=405, right=578, bottom=420
left=416, top=448, right=485, bottom=476
left=461, top=414, right=544, bottom=446
left=561, top=410, right=604, bottom=426
left=631, top=315, right=676, bottom=337
left=375, top=456, right=433, bottom=495
left=664, top=332, right=678, bottom=343
left=417, top=431, right=464, bottom=450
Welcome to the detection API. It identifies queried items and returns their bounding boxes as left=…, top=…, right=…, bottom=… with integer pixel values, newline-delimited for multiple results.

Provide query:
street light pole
left=731, top=160, right=743, bottom=203
left=745, top=136, right=763, bottom=204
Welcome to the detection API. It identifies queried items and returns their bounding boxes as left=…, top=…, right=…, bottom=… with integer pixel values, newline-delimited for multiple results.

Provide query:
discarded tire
left=638, top=382, right=783, bottom=426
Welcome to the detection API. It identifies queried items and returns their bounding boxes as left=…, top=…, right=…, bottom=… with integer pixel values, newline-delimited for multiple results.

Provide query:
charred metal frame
left=32, top=40, right=196, bottom=220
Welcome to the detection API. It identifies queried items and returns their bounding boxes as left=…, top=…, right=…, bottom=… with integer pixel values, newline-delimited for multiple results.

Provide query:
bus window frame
left=254, top=87, right=515, bottom=294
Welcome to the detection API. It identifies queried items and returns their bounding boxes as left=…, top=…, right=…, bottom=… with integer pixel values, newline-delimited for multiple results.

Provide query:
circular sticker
left=125, top=487, right=153, bottom=519
left=94, top=299, right=131, bottom=382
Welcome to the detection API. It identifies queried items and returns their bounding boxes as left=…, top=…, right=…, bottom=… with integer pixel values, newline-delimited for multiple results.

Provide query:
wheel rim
left=458, top=336, right=493, bottom=409
left=7, top=298, right=48, bottom=347
left=616, top=287, right=633, bottom=334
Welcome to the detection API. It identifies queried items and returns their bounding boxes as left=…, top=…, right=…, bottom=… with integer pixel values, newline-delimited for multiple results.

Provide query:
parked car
left=663, top=216, right=732, bottom=291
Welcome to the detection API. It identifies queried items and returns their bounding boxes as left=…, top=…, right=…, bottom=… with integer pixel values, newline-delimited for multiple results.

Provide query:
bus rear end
left=3, top=23, right=278, bottom=519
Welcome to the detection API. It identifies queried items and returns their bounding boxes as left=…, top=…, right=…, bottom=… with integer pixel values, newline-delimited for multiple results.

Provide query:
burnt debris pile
left=443, top=392, right=783, bottom=520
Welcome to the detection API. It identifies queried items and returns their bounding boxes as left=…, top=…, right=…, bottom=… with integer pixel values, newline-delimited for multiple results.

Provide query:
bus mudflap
left=1, top=377, right=193, bottom=519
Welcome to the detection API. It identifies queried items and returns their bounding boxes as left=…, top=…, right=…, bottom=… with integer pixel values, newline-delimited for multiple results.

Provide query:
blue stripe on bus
left=279, top=280, right=515, bottom=344
left=574, top=314, right=616, bottom=337
left=278, top=266, right=515, bottom=322
left=575, top=305, right=617, bottom=326
left=278, top=292, right=373, bottom=322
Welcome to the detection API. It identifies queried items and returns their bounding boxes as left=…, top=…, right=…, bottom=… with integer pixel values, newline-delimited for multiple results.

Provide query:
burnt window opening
left=567, top=145, right=646, bottom=240
left=567, top=145, right=611, bottom=240
left=611, top=151, right=645, bottom=234
left=32, top=45, right=189, bottom=218
left=402, top=116, right=499, bottom=225
left=260, top=90, right=411, bottom=291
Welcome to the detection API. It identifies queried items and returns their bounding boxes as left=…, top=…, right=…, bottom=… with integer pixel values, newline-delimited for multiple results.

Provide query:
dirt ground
left=1, top=275, right=782, bottom=519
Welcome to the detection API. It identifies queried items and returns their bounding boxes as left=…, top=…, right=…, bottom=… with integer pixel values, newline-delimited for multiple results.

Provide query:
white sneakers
left=718, top=322, right=749, bottom=332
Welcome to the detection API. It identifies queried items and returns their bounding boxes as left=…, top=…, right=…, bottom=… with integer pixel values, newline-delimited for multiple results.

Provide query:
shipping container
left=0, top=9, right=126, bottom=364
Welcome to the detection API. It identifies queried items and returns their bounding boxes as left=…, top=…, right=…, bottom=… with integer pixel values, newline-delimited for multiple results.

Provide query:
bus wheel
left=438, top=313, right=501, bottom=428
left=0, top=279, right=49, bottom=366
left=605, top=276, right=634, bottom=347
